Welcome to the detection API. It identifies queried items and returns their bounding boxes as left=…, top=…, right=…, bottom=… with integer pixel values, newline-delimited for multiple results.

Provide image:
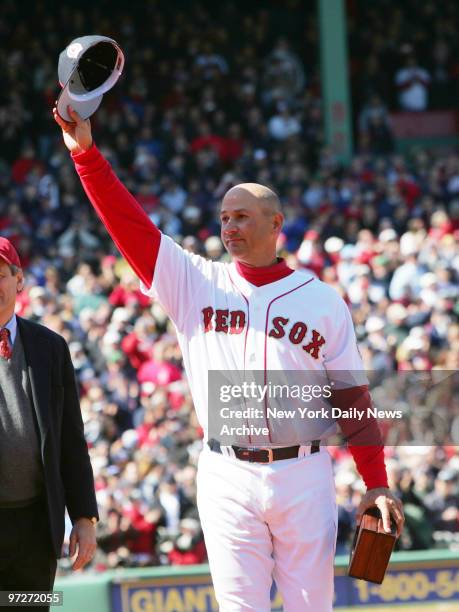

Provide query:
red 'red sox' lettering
left=203, top=308, right=325, bottom=358
left=202, top=306, right=214, bottom=333
left=289, top=321, right=308, bottom=345
left=268, top=316, right=325, bottom=359
left=303, top=329, right=325, bottom=359
left=268, top=316, right=289, bottom=339
left=229, top=310, right=246, bottom=334
left=215, top=309, right=229, bottom=333
left=202, top=307, right=246, bottom=335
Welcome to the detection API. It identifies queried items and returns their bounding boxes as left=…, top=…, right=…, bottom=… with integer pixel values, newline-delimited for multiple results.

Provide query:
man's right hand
left=53, top=105, right=93, bottom=154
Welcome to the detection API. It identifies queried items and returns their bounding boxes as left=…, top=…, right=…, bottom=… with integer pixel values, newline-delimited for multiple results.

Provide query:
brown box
left=348, top=507, right=397, bottom=584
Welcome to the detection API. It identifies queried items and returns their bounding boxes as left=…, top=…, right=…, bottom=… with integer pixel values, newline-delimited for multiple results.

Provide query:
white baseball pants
left=197, top=446, right=337, bottom=611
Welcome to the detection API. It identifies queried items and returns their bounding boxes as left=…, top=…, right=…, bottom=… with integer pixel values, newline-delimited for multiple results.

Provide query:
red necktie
left=0, top=328, right=12, bottom=360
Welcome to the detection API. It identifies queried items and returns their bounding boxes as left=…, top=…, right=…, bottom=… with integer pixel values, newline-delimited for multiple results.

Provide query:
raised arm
left=53, top=105, right=160, bottom=288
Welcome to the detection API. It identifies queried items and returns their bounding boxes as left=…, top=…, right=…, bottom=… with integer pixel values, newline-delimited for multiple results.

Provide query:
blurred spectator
left=395, top=54, right=431, bottom=111
left=262, top=38, right=305, bottom=105
left=366, top=115, right=394, bottom=154
left=359, top=96, right=390, bottom=133
left=424, top=469, right=459, bottom=532
left=268, top=102, right=301, bottom=141
left=158, top=518, right=206, bottom=565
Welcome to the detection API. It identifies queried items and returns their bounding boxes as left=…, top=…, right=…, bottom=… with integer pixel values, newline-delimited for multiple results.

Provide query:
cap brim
left=57, top=85, right=103, bottom=121
left=0, top=254, right=12, bottom=266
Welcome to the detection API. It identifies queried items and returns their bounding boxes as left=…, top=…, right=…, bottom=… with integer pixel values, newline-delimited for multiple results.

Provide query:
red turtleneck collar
left=235, top=258, right=294, bottom=287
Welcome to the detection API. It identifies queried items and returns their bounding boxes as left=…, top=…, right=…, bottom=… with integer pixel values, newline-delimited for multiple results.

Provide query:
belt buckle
left=247, top=447, right=273, bottom=463
left=255, top=448, right=273, bottom=463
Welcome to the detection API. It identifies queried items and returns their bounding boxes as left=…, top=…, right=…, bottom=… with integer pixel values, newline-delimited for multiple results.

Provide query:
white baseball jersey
left=142, top=234, right=365, bottom=445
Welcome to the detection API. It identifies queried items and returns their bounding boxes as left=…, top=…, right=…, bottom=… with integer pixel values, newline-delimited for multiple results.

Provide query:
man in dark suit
left=0, top=237, right=98, bottom=601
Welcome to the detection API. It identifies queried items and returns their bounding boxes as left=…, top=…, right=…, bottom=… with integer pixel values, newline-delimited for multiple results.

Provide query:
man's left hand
left=69, top=518, right=97, bottom=571
left=356, top=487, right=404, bottom=538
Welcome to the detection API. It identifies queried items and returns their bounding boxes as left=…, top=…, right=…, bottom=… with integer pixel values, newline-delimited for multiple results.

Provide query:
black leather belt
left=207, top=439, right=320, bottom=463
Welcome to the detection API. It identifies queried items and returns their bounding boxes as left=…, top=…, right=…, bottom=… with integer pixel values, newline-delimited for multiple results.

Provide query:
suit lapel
left=17, top=317, right=51, bottom=449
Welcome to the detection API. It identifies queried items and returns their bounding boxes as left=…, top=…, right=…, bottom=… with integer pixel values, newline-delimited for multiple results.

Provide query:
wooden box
left=348, top=507, right=397, bottom=584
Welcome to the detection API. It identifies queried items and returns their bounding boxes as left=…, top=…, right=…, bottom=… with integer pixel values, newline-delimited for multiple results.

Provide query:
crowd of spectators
left=349, top=0, right=459, bottom=113
left=349, top=0, right=459, bottom=153
left=0, top=0, right=458, bottom=572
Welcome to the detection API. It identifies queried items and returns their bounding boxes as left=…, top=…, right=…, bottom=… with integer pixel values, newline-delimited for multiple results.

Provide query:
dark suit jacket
left=17, top=317, right=98, bottom=558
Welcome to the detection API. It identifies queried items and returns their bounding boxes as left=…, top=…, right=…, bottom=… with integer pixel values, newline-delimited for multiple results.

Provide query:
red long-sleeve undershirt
left=72, top=144, right=388, bottom=489
left=331, top=386, right=388, bottom=489
left=72, top=144, right=160, bottom=288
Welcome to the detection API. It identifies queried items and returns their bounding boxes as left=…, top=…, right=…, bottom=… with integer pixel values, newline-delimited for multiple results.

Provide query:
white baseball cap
left=57, top=35, right=124, bottom=121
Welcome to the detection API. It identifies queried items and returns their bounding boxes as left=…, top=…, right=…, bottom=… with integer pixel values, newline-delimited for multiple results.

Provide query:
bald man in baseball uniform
left=55, top=106, right=404, bottom=611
